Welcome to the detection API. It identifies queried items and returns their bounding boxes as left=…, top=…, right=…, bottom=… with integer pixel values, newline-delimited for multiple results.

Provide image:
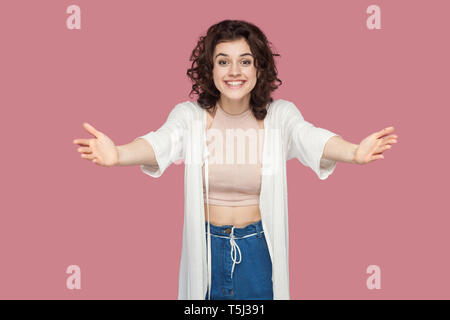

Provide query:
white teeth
left=226, top=81, right=244, bottom=86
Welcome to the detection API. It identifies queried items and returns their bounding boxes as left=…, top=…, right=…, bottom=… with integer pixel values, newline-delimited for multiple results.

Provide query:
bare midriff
left=204, top=105, right=264, bottom=229
left=204, top=203, right=262, bottom=228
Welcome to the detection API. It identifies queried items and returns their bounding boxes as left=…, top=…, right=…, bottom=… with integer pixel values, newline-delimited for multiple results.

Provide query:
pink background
left=0, top=0, right=449, bottom=299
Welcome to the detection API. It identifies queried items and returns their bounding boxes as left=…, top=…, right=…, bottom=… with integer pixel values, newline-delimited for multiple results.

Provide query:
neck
left=218, top=95, right=251, bottom=115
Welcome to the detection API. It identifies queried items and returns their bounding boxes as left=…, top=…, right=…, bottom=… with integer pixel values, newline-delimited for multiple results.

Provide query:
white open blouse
left=134, top=98, right=340, bottom=300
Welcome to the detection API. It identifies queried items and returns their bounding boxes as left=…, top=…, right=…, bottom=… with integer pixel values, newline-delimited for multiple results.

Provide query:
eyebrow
left=214, top=53, right=254, bottom=59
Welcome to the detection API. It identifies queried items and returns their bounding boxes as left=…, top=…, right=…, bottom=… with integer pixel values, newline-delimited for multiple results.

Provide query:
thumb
left=83, top=122, right=101, bottom=138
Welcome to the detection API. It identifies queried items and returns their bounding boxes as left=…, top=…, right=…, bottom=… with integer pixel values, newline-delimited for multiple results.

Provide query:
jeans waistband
left=205, top=219, right=264, bottom=281
left=205, top=219, right=264, bottom=238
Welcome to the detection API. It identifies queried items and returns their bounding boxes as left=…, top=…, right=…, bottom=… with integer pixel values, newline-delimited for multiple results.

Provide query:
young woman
left=73, top=20, right=398, bottom=300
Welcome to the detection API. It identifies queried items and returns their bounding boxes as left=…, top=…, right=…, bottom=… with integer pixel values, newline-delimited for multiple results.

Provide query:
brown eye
left=217, top=60, right=252, bottom=66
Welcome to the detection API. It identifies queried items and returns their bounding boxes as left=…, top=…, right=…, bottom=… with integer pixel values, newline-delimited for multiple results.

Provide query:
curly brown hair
left=186, top=19, right=282, bottom=120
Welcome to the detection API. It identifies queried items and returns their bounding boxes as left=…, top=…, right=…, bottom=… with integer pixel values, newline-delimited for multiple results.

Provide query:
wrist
left=115, top=146, right=121, bottom=166
left=352, top=144, right=359, bottom=165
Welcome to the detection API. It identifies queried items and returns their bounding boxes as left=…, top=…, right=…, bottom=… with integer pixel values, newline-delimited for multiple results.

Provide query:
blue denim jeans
left=205, top=219, right=273, bottom=300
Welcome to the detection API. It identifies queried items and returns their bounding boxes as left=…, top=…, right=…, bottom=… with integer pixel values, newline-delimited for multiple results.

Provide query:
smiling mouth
left=224, top=80, right=246, bottom=89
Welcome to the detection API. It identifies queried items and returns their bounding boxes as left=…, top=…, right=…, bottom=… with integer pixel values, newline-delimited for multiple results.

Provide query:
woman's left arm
left=322, top=127, right=398, bottom=165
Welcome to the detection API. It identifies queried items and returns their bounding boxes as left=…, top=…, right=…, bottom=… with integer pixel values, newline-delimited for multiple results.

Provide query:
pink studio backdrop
left=0, top=0, right=448, bottom=299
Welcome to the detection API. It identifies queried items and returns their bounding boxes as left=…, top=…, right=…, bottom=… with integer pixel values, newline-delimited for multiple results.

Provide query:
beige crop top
left=202, top=104, right=264, bottom=206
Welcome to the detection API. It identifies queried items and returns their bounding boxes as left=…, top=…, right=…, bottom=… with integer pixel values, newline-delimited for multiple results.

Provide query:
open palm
left=73, top=123, right=119, bottom=167
left=354, top=126, right=398, bottom=165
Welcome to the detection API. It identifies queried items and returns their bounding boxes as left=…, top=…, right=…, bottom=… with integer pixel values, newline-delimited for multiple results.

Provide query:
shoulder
left=172, top=100, right=195, bottom=113
left=178, top=100, right=206, bottom=117
left=166, top=100, right=202, bottom=122
left=268, top=99, right=302, bottom=119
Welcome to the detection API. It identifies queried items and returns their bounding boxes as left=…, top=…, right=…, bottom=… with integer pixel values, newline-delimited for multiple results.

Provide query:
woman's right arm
left=73, top=122, right=157, bottom=168
left=74, top=103, right=187, bottom=172
left=116, top=138, right=157, bottom=167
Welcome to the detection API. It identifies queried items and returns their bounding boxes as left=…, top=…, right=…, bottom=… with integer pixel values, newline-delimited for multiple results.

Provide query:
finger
left=383, top=134, right=398, bottom=141
left=371, top=154, right=384, bottom=161
left=77, top=146, right=92, bottom=154
left=81, top=153, right=96, bottom=160
left=376, top=126, right=395, bottom=139
left=73, top=138, right=90, bottom=146
left=381, top=137, right=398, bottom=146
left=378, top=144, right=392, bottom=152
left=83, top=122, right=101, bottom=139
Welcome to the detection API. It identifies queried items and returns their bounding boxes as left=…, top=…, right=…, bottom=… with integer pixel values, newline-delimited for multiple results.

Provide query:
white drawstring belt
left=229, top=227, right=242, bottom=279
left=206, top=230, right=262, bottom=279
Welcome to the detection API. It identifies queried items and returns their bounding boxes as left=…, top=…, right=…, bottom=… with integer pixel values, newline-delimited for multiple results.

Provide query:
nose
left=229, top=62, right=242, bottom=76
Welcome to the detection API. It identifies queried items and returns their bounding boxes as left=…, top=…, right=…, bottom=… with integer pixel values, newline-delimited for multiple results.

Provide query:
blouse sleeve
left=134, top=103, right=188, bottom=178
left=284, top=101, right=340, bottom=180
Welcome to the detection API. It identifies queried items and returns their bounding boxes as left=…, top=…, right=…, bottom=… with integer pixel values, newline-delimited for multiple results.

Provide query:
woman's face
left=212, top=38, right=258, bottom=103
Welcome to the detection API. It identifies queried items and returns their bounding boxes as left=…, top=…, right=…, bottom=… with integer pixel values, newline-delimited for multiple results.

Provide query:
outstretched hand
left=73, top=122, right=119, bottom=167
left=354, top=126, right=398, bottom=165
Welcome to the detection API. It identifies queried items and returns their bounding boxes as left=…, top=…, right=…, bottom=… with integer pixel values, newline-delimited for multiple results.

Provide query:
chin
left=222, top=93, right=249, bottom=101
left=222, top=88, right=250, bottom=96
